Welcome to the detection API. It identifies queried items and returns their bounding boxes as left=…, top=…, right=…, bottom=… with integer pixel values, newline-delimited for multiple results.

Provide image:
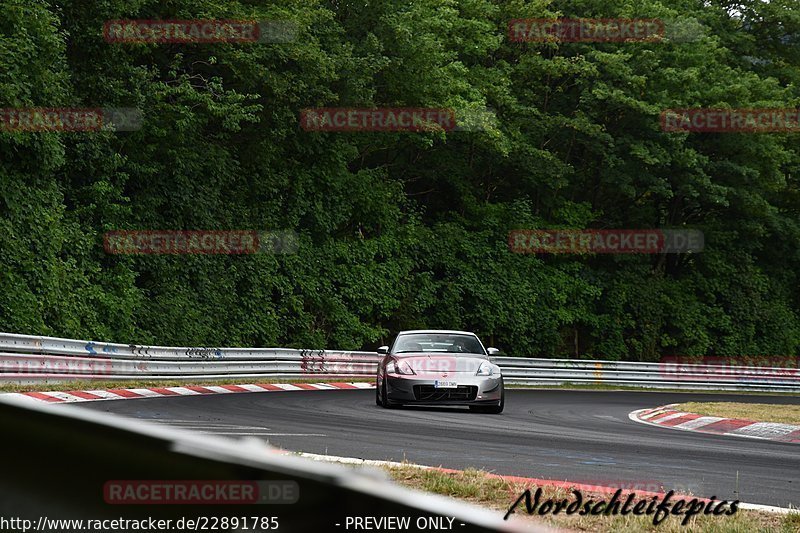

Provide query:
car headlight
left=387, top=359, right=416, bottom=375
left=476, top=362, right=494, bottom=376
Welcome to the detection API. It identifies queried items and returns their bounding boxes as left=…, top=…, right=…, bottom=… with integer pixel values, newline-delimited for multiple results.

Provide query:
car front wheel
left=470, top=382, right=504, bottom=414
left=381, top=380, right=400, bottom=409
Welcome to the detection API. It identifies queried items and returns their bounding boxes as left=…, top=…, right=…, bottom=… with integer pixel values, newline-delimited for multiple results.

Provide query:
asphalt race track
left=75, top=389, right=800, bottom=508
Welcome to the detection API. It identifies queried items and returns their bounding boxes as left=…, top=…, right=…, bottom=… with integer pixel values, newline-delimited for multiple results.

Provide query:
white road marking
left=204, top=432, right=327, bottom=437
left=196, top=385, right=237, bottom=394
left=146, top=420, right=272, bottom=430
left=673, top=416, right=726, bottom=430
left=164, top=387, right=202, bottom=395
left=728, top=422, right=799, bottom=439
left=3, top=394, right=41, bottom=402
left=140, top=418, right=325, bottom=437
left=124, top=388, right=166, bottom=397
left=644, top=412, right=686, bottom=424
left=273, top=384, right=302, bottom=391
left=84, top=390, right=128, bottom=399
left=238, top=384, right=273, bottom=392
left=38, top=391, right=89, bottom=402
left=639, top=409, right=668, bottom=420
left=157, top=425, right=271, bottom=430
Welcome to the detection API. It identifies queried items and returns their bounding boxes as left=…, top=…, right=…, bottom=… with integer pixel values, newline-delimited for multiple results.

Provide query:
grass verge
left=0, top=377, right=373, bottom=394
left=385, top=465, right=799, bottom=532
left=673, top=402, right=800, bottom=425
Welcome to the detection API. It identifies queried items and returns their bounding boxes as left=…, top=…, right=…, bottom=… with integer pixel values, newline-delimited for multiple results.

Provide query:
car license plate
left=434, top=380, right=458, bottom=388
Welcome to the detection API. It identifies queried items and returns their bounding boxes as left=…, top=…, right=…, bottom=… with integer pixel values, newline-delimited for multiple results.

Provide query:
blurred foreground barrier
left=0, top=395, right=530, bottom=532
left=0, top=332, right=798, bottom=392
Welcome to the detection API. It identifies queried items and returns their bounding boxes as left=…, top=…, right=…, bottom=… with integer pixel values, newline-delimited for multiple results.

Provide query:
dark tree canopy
left=1, top=0, right=798, bottom=361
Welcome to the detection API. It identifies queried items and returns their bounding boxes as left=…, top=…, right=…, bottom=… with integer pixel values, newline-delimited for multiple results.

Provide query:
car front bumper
left=384, top=373, right=503, bottom=405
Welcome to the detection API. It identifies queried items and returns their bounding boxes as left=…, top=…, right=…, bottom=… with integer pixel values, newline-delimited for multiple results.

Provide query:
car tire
left=376, top=379, right=382, bottom=406
left=470, top=381, right=504, bottom=414
left=381, top=380, right=400, bottom=409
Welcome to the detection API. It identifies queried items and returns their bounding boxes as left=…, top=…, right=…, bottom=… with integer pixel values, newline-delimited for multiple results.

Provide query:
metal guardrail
left=495, top=356, right=800, bottom=392
left=0, top=332, right=799, bottom=392
left=0, top=395, right=531, bottom=532
left=0, top=333, right=380, bottom=383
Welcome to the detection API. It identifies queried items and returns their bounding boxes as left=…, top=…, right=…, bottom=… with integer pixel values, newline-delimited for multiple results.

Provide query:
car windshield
left=392, top=334, right=485, bottom=355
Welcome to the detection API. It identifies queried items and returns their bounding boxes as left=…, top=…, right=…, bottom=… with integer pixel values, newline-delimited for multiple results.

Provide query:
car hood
left=391, top=353, right=491, bottom=374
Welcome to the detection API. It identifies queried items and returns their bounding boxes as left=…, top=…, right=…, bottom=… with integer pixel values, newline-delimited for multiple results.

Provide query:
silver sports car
left=375, top=330, right=504, bottom=413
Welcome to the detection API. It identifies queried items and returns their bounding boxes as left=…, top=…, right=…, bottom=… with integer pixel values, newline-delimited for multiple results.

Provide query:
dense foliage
left=1, top=0, right=798, bottom=360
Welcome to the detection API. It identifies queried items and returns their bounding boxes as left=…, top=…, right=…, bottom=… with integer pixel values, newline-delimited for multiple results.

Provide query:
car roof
left=397, top=330, right=477, bottom=336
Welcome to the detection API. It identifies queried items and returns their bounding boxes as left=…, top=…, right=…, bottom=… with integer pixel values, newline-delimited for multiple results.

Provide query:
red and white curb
left=1, top=382, right=375, bottom=404
left=629, top=404, right=800, bottom=444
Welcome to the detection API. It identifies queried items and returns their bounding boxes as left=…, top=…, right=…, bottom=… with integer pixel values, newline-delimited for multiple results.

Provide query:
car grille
left=413, top=385, right=478, bottom=402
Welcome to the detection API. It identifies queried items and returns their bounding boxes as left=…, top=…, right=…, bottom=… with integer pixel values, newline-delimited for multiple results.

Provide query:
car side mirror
left=487, top=347, right=500, bottom=356
left=377, top=346, right=389, bottom=355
